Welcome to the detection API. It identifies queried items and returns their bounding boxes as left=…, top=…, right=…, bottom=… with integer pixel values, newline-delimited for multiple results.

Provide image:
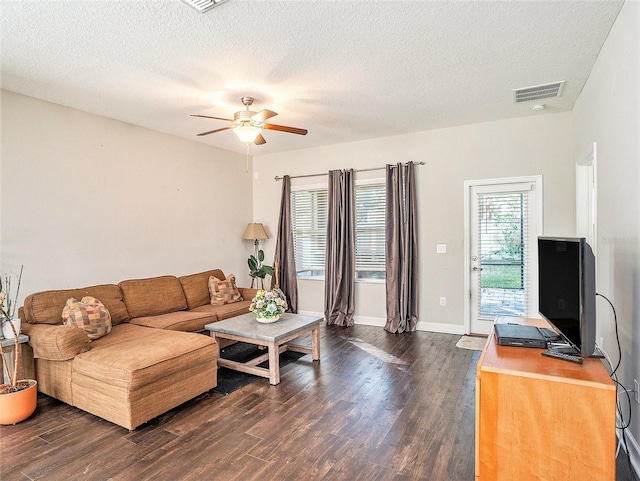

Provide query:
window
left=291, top=182, right=386, bottom=280
left=354, top=184, right=386, bottom=279
left=477, top=190, right=529, bottom=317
left=291, top=188, right=327, bottom=278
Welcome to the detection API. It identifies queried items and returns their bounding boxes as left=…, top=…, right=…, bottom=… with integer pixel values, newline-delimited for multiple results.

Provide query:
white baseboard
left=416, top=321, right=466, bottom=335
left=297, top=311, right=466, bottom=335
left=297, top=310, right=387, bottom=328
left=354, top=315, right=386, bottom=327
left=617, top=420, right=640, bottom=478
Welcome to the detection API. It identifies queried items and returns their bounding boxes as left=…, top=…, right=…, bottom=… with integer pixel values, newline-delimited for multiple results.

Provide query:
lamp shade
left=242, top=223, right=269, bottom=240
left=233, top=125, right=262, bottom=144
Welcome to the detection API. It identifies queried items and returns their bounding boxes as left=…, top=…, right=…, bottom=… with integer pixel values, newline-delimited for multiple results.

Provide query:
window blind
left=290, top=183, right=386, bottom=280
left=477, top=191, right=529, bottom=317
left=291, top=189, right=327, bottom=276
left=355, top=184, right=386, bottom=278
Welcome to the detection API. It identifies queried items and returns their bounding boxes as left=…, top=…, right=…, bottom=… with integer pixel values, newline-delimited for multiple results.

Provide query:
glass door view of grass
left=469, top=179, right=540, bottom=335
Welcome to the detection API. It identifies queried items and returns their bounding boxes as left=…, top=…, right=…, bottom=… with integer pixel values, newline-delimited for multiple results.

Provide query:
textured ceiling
left=0, top=0, right=624, bottom=155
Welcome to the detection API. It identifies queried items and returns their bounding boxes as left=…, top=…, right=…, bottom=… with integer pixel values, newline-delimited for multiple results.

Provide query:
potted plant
left=247, top=249, right=273, bottom=289
left=0, top=266, right=37, bottom=425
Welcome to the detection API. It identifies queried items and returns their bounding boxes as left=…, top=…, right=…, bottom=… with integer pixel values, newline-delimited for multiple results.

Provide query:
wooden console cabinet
left=475, top=317, right=616, bottom=480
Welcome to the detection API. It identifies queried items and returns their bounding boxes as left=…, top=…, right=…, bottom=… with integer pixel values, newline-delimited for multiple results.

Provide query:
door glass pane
left=477, top=192, right=528, bottom=317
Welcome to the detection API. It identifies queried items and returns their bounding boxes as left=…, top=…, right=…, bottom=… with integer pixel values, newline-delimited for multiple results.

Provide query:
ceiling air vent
left=182, top=0, right=230, bottom=13
left=513, top=81, right=565, bottom=103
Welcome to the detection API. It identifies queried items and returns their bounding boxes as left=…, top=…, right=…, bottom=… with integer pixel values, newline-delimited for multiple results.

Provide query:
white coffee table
left=204, top=312, right=322, bottom=385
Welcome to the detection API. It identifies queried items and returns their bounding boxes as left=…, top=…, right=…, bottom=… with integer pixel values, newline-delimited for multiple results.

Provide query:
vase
left=0, top=380, right=38, bottom=425
left=1, top=318, right=21, bottom=340
left=254, top=313, right=282, bottom=324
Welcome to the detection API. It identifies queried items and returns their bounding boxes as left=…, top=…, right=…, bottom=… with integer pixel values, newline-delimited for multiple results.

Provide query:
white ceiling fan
left=192, top=97, right=308, bottom=145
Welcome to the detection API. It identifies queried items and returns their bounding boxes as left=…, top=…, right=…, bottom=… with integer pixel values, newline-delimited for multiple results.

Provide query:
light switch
left=436, top=244, right=447, bottom=254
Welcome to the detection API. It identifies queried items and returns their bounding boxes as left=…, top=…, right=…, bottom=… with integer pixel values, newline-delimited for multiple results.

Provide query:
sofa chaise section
left=72, top=323, right=217, bottom=430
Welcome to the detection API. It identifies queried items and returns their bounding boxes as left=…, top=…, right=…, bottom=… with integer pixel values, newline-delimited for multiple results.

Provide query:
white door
left=465, top=177, right=543, bottom=335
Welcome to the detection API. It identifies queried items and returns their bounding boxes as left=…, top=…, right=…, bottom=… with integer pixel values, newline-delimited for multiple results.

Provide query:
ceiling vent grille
left=513, top=81, right=565, bottom=103
left=182, top=0, right=230, bottom=13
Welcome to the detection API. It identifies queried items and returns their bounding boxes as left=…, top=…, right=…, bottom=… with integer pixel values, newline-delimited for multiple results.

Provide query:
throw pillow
left=62, top=296, right=112, bottom=340
left=209, top=274, right=243, bottom=306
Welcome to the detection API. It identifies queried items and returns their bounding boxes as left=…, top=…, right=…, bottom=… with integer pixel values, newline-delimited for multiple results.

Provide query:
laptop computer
left=494, top=323, right=560, bottom=349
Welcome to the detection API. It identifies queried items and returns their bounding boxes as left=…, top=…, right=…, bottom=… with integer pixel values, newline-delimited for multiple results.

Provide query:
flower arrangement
left=249, top=289, right=287, bottom=323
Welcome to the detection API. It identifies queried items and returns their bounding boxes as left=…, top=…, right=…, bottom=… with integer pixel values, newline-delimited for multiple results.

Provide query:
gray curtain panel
left=324, top=169, right=356, bottom=326
left=273, top=175, right=299, bottom=313
left=384, top=161, right=418, bottom=333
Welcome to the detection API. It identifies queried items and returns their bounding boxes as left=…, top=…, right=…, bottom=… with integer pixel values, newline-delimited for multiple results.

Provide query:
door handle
left=472, top=266, right=483, bottom=271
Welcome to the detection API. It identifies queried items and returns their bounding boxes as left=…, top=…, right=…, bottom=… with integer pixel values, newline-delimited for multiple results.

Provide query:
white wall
left=253, top=112, right=575, bottom=332
left=0, top=90, right=254, bottom=303
left=572, top=1, right=640, bottom=470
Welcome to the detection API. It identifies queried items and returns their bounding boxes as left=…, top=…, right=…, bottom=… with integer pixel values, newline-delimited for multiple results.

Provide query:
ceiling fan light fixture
left=233, top=125, right=262, bottom=144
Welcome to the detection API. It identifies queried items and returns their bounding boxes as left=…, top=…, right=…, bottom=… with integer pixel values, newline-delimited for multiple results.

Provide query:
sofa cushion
left=191, top=299, right=252, bottom=321
left=129, top=310, right=217, bottom=332
left=179, top=269, right=226, bottom=309
left=209, top=274, right=242, bottom=306
left=119, top=276, right=187, bottom=319
left=62, top=296, right=112, bottom=340
left=21, top=284, right=129, bottom=326
left=238, top=287, right=259, bottom=303
left=72, top=323, right=217, bottom=391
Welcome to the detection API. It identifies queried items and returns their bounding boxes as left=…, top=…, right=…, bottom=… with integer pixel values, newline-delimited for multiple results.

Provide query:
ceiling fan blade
left=251, top=109, right=278, bottom=122
left=197, top=126, right=234, bottom=136
left=191, top=114, right=234, bottom=122
left=254, top=134, right=266, bottom=145
left=263, top=123, right=308, bottom=135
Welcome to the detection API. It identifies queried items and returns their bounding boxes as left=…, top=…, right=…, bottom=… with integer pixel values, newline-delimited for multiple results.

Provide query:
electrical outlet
left=439, top=297, right=446, bottom=306
left=634, top=379, right=639, bottom=404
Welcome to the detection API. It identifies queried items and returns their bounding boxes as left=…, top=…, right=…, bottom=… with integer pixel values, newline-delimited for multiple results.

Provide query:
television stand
left=475, top=316, right=616, bottom=480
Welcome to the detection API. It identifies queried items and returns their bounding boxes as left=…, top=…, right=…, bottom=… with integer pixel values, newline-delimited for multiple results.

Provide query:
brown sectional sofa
left=19, top=269, right=256, bottom=430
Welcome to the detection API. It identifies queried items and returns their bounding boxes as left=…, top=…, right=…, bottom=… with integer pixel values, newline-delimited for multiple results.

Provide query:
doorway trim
left=576, top=141, right=597, bottom=256
left=463, top=175, right=544, bottom=334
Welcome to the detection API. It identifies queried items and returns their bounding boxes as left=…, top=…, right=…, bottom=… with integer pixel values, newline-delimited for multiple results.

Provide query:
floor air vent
left=182, top=0, right=229, bottom=13
left=513, top=81, right=565, bottom=103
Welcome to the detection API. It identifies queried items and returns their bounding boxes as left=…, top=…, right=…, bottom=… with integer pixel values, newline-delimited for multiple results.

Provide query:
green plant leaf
left=253, top=265, right=273, bottom=279
left=258, top=250, right=265, bottom=262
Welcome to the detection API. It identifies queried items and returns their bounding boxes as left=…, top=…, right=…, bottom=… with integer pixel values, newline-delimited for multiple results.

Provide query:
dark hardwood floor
left=1, top=324, right=636, bottom=481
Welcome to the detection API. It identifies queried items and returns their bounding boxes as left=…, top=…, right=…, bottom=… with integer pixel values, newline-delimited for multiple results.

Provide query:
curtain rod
left=274, top=161, right=425, bottom=181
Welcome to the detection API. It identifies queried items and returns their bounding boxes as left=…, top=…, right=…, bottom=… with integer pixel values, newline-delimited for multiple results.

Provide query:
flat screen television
left=538, top=237, right=597, bottom=357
